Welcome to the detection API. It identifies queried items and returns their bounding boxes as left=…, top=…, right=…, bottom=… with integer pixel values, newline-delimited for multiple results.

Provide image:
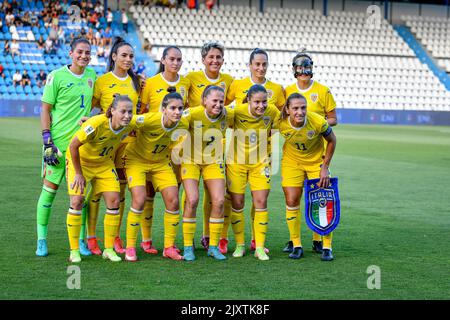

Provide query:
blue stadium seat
left=10, top=93, right=19, bottom=100
left=0, top=78, right=4, bottom=85
left=3, top=93, right=11, bottom=99
left=5, top=33, right=12, bottom=41
left=24, top=85, right=32, bottom=94
left=18, top=93, right=27, bottom=100
left=7, top=86, right=15, bottom=94
left=0, top=85, right=6, bottom=93
left=32, top=86, right=40, bottom=94
left=16, top=86, right=24, bottom=94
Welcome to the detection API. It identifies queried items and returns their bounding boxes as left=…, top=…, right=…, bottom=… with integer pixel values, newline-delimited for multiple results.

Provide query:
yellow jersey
left=182, top=105, right=234, bottom=164
left=68, top=114, right=142, bottom=166
left=228, top=103, right=280, bottom=166
left=185, top=70, right=234, bottom=108
left=285, top=80, right=336, bottom=118
left=141, top=73, right=190, bottom=113
left=227, top=77, right=286, bottom=109
left=93, top=71, right=139, bottom=114
left=125, top=112, right=189, bottom=163
left=277, top=111, right=331, bottom=166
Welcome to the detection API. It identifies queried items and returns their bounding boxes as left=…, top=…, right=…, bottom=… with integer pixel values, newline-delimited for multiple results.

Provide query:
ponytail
left=108, top=37, right=141, bottom=94
left=106, top=94, right=133, bottom=118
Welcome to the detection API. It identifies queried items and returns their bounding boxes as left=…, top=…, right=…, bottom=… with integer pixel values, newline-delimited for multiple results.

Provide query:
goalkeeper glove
left=42, top=129, right=60, bottom=166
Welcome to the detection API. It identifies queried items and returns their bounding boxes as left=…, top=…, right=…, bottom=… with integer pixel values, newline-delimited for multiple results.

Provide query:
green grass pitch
left=1, top=118, right=449, bottom=300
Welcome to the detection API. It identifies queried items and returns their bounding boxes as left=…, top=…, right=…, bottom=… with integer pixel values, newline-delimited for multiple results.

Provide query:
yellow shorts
left=66, top=159, right=120, bottom=196
left=281, top=158, right=322, bottom=188
left=124, top=157, right=178, bottom=191
left=114, top=142, right=127, bottom=169
left=226, top=162, right=271, bottom=194
left=181, top=162, right=225, bottom=181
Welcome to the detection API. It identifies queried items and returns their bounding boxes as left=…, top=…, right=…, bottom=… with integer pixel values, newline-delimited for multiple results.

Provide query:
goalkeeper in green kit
left=36, top=37, right=97, bottom=257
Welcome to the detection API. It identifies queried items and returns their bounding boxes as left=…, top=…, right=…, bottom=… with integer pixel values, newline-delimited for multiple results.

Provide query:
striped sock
left=221, top=194, right=231, bottom=239
left=164, top=209, right=180, bottom=248
left=254, top=208, right=269, bottom=248
left=67, top=208, right=82, bottom=250
left=183, top=217, right=196, bottom=247
left=231, top=207, right=245, bottom=246
left=126, top=208, right=142, bottom=249
left=286, top=206, right=301, bottom=247
left=36, top=185, right=57, bottom=240
left=141, top=197, right=154, bottom=242
left=209, top=218, right=224, bottom=247
left=104, top=209, right=120, bottom=249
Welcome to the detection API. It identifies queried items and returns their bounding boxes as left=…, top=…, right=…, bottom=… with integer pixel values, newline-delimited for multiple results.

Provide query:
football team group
left=35, top=35, right=338, bottom=264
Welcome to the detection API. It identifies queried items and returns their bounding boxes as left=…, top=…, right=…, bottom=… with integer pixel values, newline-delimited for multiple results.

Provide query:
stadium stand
left=133, top=4, right=450, bottom=111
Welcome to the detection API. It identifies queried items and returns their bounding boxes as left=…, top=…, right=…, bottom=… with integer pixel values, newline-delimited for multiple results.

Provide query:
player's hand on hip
left=71, top=174, right=86, bottom=194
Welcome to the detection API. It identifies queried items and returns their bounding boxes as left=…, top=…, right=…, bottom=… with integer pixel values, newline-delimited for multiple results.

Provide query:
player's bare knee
left=70, top=197, right=84, bottom=211
left=286, top=198, right=300, bottom=208
left=186, top=195, right=199, bottom=210
left=166, top=197, right=179, bottom=212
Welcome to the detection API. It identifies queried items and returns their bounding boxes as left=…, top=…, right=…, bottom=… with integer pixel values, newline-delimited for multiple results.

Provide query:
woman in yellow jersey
left=283, top=49, right=337, bottom=254
left=181, top=85, right=234, bottom=261
left=278, top=93, right=337, bottom=261
left=86, top=37, right=141, bottom=256
left=186, top=41, right=234, bottom=250
left=223, top=48, right=285, bottom=254
left=227, top=84, right=280, bottom=261
left=66, top=95, right=139, bottom=263
left=122, top=92, right=188, bottom=262
left=137, top=45, right=190, bottom=256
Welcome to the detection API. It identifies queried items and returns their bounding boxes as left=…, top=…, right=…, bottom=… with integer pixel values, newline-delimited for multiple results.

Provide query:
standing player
left=227, top=85, right=280, bottom=261
left=137, top=45, right=190, bottom=255
left=36, top=37, right=96, bottom=257
left=278, top=93, right=337, bottom=261
left=284, top=49, right=337, bottom=255
left=122, top=92, right=188, bottom=262
left=86, top=37, right=141, bottom=256
left=65, top=95, right=139, bottom=263
left=186, top=41, right=234, bottom=250
left=181, top=85, right=234, bottom=261
left=223, top=48, right=285, bottom=254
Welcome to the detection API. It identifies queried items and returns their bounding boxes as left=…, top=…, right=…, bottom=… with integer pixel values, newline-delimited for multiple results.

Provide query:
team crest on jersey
left=263, top=116, right=271, bottom=126
left=310, top=93, right=318, bottom=103
left=136, top=115, right=145, bottom=124
left=307, top=130, right=315, bottom=139
left=221, top=120, right=226, bottom=131
left=182, top=109, right=190, bottom=117
left=179, top=86, right=186, bottom=97
left=219, top=82, right=226, bottom=90
left=87, top=79, right=93, bottom=88
left=304, top=177, right=340, bottom=236
left=84, top=125, right=95, bottom=135
left=266, top=89, right=273, bottom=99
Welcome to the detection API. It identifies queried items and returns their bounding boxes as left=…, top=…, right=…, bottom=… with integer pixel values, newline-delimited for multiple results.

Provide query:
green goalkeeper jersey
left=41, top=65, right=97, bottom=151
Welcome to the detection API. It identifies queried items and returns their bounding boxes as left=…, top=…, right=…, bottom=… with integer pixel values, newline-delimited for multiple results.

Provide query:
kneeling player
left=66, top=95, right=140, bottom=263
left=278, top=93, right=337, bottom=261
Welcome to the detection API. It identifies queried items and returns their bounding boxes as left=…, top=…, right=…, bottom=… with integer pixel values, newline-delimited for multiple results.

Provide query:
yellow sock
left=254, top=208, right=269, bottom=248
left=164, top=209, right=180, bottom=248
left=313, top=232, right=322, bottom=242
left=104, top=210, right=120, bottom=249
left=67, top=209, right=82, bottom=250
left=221, top=194, right=231, bottom=239
left=323, top=232, right=333, bottom=249
left=183, top=218, right=196, bottom=247
left=202, top=190, right=211, bottom=237
left=181, top=189, right=186, bottom=214
left=125, top=208, right=142, bottom=249
left=87, top=194, right=101, bottom=238
left=117, top=182, right=127, bottom=236
left=209, top=218, right=224, bottom=247
left=286, top=206, right=302, bottom=247
left=231, top=208, right=245, bottom=245
left=250, top=204, right=255, bottom=241
left=141, top=198, right=154, bottom=242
